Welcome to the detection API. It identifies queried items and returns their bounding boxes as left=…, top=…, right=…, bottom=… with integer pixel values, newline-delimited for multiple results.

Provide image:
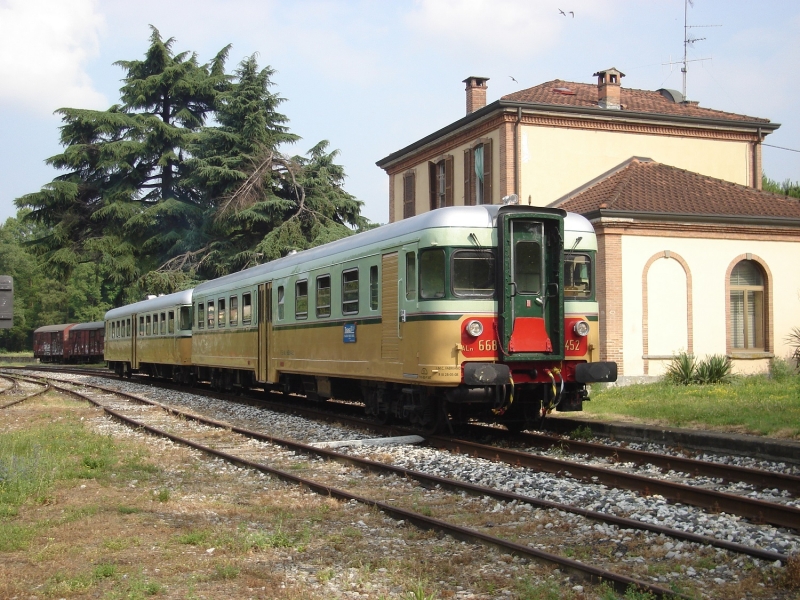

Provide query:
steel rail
left=428, top=435, right=800, bottom=531
left=0, top=374, right=50, bottom=409
left=40, top=376, right=787, bottom=563
left=44, top=379, right=687, bottom=599
left=510, top=428, right=800, bottom=496
left=28, top=368, right=800, bottom=531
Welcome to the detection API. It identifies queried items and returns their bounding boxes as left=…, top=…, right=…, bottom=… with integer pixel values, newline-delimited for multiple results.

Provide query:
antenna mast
left=681, top=0, right=719, bottom=101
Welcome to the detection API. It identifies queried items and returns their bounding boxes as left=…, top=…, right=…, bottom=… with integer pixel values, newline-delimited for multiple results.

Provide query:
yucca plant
left=787, top=327, right=800, bottom=370
left=664, top=352, right=696, bottom=385
left=695, top=354, right=732, bottom=384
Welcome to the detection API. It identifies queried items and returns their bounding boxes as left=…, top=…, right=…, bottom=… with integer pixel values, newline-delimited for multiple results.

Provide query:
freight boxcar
left=33, top=324, right=76, bottom=362
left=64, top=321, right=105, bottom=363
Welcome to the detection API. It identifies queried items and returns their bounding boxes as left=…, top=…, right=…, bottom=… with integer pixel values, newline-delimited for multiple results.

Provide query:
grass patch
left=0, top=419, right=120, bottom=521
left=586, top=373, right=800, bottom=437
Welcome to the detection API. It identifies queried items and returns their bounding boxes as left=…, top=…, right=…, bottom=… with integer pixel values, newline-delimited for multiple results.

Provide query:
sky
left=1, top=0, right=798, bottom=226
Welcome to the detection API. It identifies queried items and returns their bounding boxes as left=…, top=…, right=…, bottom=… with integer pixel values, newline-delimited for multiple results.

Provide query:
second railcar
left=105, top=290, right=194, bottom=380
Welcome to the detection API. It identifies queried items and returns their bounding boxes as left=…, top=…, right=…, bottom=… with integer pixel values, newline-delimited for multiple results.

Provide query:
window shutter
left=482, top=139, right=493, bottom=205
left=429, top=162, right=437, bottom=211
left=464, top=149, right=473, bottom=206
left=403, top=171, right=416, bottom=219
left=445, top=156, right=454, bottom=207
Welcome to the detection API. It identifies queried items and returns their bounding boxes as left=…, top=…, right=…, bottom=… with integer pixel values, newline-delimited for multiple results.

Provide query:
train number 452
left=564, top=339, right=583, bottom=352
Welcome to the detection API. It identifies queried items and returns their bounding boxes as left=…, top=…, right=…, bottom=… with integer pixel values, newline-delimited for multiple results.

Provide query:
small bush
left=665, top=353, right=731, bottom=385
left=664, top=352, right=697, bottom=385
left=695, top=354, right=732, bottom=384
left=771, top=357, right=798, bottom=381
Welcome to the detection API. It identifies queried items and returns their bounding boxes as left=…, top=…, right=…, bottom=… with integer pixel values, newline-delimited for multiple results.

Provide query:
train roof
left=34, top=324, right=75, bottom=334
left=194, top=205, right=585, bottom=295
left=71, top=321, right=105, bottom=331
left=105, top=289, right=194, bottom=321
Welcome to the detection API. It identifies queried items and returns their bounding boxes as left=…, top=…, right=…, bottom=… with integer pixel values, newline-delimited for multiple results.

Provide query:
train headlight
left=465, top=320, right=484, bottom=337
left=573, top=320, right=590, bottom=337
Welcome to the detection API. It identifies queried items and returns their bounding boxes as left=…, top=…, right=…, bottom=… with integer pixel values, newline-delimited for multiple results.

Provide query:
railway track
left=0, top=372, right=50, bottom=409
left=10, top=367, right=800, bottom=532
left=5, top=370, right=798, bottom=597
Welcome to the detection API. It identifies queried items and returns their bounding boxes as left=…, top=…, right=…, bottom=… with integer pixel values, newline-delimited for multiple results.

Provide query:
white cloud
left=0, top=0, right=106, bottom=114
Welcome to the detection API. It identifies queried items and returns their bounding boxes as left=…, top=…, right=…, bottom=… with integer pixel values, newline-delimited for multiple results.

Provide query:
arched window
left=729, top=260, right=765, bottom=351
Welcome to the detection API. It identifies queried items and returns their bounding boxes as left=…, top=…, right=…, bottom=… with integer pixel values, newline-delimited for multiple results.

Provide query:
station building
left=376, top=68, right=800, bottom=379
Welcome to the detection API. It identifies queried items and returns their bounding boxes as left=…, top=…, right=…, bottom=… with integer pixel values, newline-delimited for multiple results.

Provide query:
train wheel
left=418, top=398, right=444, bottom=435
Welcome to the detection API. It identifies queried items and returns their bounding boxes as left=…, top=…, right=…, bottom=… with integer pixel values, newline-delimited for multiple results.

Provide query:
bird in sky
left=509, top=76, right=518, bottom=83
left=569, top=10, right=575, bottom=17
left=558, top=8, right=566, bottom=15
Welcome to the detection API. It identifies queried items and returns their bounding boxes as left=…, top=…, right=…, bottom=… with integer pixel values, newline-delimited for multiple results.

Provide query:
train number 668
left=478, top=339, right=498, bottom=351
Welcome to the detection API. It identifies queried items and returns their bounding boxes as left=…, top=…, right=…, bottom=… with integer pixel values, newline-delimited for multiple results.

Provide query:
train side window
left=564, top=253, right=592, bottom=299
left=295, top=281, right=308, bottom=319
left=229, top=296, right=238, bottom=326
left=342, top=269, right=359, bottom=315
left=370, top=266, right=379, bottom=310
left=405, top=253, right=417, bottom=300
left=127, top=318, right=131, bottom=337
left=153, top=314, right=159, bottom=335
left=242, top=293, right=252, bottom=325
left=146, top=315, right=151, bottom=335
left=420, top=249, right=446, bottom=299
left=160, top=312, right=166, bottom=335
left=218, top=298, right=226, bottom=328
left=198, top=303, right=205, bottom=329
left=277, top=287, right=285, bottom=320
left=168, top=311, right=175, bottom=334
left=316, top=275, right=331, bottom=318
left=111, top=322, right=116, bottom=339
left=207, top=300, right=215, bottom=328
left=180, top=306, right=191, bottom=330
left=139, top=316, right=144, bottom=335
left=452, top=249, right=496, bottom=298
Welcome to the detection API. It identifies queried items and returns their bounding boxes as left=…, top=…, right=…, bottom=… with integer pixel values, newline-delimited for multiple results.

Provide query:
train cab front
left=453, top=205, right=617, bottom=430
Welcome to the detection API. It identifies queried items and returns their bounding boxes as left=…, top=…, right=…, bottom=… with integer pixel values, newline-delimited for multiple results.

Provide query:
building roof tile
left=556, top=158, right=800, bottom=220
left=502, top=80, right=771, bottom=123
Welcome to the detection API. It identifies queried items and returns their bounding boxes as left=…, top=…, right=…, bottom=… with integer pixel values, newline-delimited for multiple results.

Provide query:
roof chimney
left=593, top=67, right=624, bottom=110
left=463, top=76, right=489, bottom=114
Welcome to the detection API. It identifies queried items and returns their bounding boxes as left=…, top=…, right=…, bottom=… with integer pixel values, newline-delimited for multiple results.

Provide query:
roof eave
left=376, top=99, right=779, bottom=170
left=581, top=209, right=800, bottom=228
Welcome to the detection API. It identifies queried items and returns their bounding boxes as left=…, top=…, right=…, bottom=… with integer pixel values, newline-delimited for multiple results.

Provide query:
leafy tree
left=16, top=27, right=368, bottom=300
left=763, top=174, right=800, bottom=199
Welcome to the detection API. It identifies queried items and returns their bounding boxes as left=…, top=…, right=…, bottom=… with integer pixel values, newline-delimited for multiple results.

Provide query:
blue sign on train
left=343, top=323, right=356, bottom=343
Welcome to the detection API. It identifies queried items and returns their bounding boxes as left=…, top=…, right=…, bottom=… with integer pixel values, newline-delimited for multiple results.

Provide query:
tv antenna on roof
left=663, top=1, right=719, bottom=101
left=679, top=0, right=720, bottom=101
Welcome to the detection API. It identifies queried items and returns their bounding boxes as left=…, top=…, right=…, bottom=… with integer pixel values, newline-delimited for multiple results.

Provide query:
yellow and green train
left=105, top=205, right=616, bottom=431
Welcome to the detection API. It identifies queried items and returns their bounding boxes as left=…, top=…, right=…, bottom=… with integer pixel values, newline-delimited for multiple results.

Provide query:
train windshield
left=564, top=253, right=592, bottom=299
left=452, top=250, right=495, bottom=298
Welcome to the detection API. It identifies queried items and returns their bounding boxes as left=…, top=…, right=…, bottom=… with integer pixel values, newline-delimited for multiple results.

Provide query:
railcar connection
left=103, top=204, right=617, bottom=432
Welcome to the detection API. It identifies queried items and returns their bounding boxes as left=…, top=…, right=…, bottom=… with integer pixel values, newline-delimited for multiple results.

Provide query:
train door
left=380, top=253, right=399, bottom=361
left=257, top=283, right=271, bottom=383
left=131, top=313, right=138, bottom=369
left=498, top=208, right=564, bottom=360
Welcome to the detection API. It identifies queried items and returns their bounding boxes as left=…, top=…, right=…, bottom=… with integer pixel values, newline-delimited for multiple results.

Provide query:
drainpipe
left=514, top=107, right=522, bottom=197
left=755, top=127, right=763, bottom=189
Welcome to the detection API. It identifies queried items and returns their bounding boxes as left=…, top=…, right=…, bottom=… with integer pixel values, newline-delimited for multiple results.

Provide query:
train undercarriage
left=107, top=360, right=592, bottom=434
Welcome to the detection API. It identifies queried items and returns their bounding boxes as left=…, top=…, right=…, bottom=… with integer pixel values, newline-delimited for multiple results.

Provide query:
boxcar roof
left=105, top=289, right=194, bottom=321
left=71, top=321, right=105, bottom=331
left=34, top=324, right=75, bottom=333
